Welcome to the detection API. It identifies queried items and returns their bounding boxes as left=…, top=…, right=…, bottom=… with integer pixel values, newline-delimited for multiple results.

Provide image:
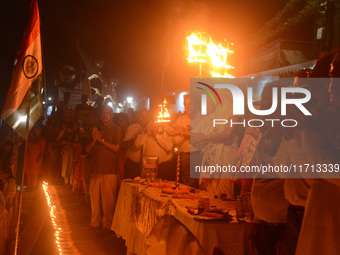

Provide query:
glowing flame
left=156, top=98, right=171, bottom=123
left=210, top=71, right=235, bottom=78
left=207, top=40, right=234, bottom=69
left=42, top=182, right=80, bottom=255
left=43, top=182, right=63, bottom=255
left=187, top=33, right=207, bottom=63
left=186, top=31, right=235, bottom=78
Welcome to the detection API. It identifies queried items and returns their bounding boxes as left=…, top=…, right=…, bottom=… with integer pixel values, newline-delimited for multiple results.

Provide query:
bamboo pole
left=14, top=89, right=31, bottom=255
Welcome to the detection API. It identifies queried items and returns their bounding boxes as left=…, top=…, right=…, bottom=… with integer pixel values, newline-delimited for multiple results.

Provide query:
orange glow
left=42, top=182, right=80, bottom=255
left=186, top=31, right=235, bottom=78
left=156, top=98, right=171, bottom=123
left=43, top=182, right=63, bottom=255
left=210, top=71, right=235, bottom=78
left=187, top=32, right=207, bottom=63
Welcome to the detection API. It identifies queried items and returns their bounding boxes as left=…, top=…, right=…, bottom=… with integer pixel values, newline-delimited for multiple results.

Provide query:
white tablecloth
left=112, top=181, right=255, bottom=255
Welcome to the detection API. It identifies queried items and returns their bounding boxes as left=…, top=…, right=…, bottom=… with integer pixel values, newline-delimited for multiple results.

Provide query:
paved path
left=18, top=183, right=127, bottom=255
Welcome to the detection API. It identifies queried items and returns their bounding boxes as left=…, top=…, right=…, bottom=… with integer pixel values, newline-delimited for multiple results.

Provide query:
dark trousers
left=123, top=158, right=141, bottom=179
left=252, top=221, right=285, bottom=255
left=157, top=158, right=177, bottom=181
left=180, top=152, right=199, bottom=188
left=284, top=204, right=305, bottom=255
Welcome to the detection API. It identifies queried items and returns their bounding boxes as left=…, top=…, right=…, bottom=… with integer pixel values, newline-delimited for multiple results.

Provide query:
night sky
left=0, top=0, right=288, bottom=109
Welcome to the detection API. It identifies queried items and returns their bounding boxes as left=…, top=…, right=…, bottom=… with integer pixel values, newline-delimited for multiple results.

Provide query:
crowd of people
left=191, top=47, right=340, bottom=255
left=0, top=91, right=193, bottom=243
left=0, top=47, right=339, bottom=254
left=0, top=123, right=21, bottom=254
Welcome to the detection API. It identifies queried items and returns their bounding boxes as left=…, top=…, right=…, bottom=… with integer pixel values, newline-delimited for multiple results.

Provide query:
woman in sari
left=25, top=125, right=46, bottom=190
left=0, top=166, right=16, bottom=253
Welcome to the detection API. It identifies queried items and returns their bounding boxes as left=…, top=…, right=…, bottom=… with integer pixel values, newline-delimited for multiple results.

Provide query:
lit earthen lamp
left=174, top=147, right=182, bottom=190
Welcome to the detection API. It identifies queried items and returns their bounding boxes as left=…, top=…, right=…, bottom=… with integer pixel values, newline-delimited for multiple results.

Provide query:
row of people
left=1, top=47, right=339, bottom=253
left=190, top=48, right=340, bottom=254
left=85, top=102, right=192, bottom=230
left=14, top=95, right=191, bottom=230
left=0, top=130, right=19, bottom=253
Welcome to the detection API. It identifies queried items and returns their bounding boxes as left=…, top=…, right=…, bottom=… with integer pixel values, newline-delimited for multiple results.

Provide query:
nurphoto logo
left=195, top=78, right=312, bottom=128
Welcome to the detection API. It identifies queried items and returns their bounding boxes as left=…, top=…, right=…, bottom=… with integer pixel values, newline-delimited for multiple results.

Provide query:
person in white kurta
left=135, top=122, right=175, bottom=181
left=295, top=53, right=340, bottom=255
left=191, top=89, right=241, bottom=198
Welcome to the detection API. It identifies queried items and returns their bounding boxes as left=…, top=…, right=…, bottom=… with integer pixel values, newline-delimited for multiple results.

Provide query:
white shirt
left=172, top=114, right=190, bottom=153
left=124, top=123, right=143, bottom=163
left=135, top=132, right=173, bottom=164
left=296, top=180, right=340, bottom=255
left=252, top=178, right=289, bottom=223
left=252, top=135, right=289, bottom=223
left=281, top=138, right=311, bottom=207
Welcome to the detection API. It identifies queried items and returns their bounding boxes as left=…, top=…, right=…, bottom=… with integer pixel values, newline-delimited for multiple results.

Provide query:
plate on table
left=172, top=194, right=200, bottom=199
left=124, top=179, right=141, bottom=184
left=194, top=211, right=233, bottom=221
left=124, top=177, right=147, bottom=184
left=148, top=182, right=175, bottom=189
left=162, top=187, right=189, bottom=194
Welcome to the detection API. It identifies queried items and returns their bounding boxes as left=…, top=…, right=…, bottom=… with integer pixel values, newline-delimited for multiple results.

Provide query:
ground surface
left=18, top=183, right=127, bottom=255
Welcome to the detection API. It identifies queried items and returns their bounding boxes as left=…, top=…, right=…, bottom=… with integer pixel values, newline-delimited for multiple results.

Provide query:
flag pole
left=42, top=54, right=48, bottom=120
left=40, top=21, right=48, bottom=120
left=14, top=89, right=31, bottom=255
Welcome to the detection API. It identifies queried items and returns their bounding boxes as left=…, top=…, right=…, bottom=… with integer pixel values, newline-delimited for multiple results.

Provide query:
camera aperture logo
left=195, top=80, right=312, bottom=128
left=196, top=82, right=223, bottom=110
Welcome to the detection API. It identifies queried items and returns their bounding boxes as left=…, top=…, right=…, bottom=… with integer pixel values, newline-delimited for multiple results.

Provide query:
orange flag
left=1, top=0, right=43, bottom=139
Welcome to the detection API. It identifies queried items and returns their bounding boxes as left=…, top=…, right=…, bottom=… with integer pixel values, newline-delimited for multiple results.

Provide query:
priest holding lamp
left=169, top=94, right=198, bottom=188
left=135, top=120, right=175, bottom=181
